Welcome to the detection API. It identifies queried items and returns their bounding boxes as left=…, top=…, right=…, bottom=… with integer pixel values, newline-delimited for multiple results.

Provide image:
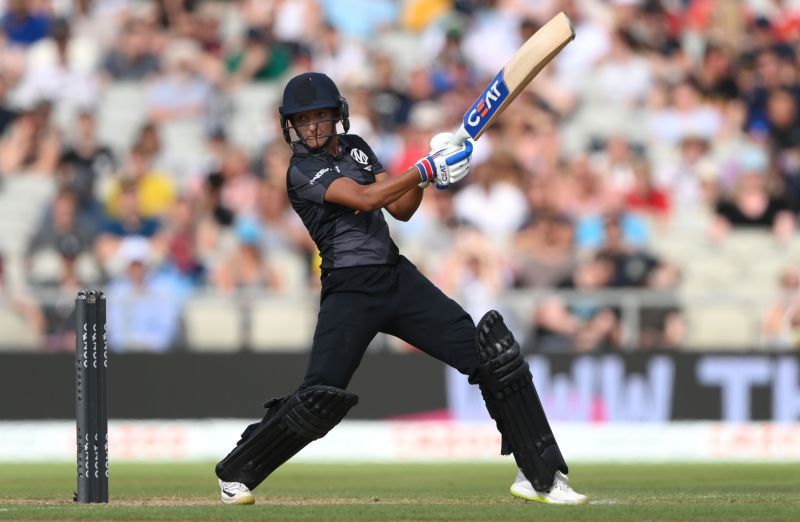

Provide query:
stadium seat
left=96, top=83, right=149, bottom=153
left=680, top=256, right=743, bottom=291
left=268, top=250, right=308, bottom=295
left=683, top=300, right=759, bottom=349
left=249, top=297, right=316, bottom=352
left=721, top=230, right=780, bottom=260
left=228, top=84, right=282, bottom=153
left=183, top=296, right=244, bottom=352
left=0, top=305, right=39, bottom=351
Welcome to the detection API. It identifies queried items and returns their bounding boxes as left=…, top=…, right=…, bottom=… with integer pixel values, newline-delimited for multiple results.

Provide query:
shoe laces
left=551, top=472, right=576, bottom=494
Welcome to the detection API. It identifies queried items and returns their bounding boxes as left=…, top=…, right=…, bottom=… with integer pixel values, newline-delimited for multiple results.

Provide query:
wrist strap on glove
left=414, top=156, right=436, bottom=184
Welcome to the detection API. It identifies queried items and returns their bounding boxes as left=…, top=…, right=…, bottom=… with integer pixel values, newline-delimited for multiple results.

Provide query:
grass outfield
left=0, top=463, right=798, bottom=521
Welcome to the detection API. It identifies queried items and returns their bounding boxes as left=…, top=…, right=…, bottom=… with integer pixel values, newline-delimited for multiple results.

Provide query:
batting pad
left=215, top=385, right=359, bottom=489
left=471, top=310, right=568, bottom=491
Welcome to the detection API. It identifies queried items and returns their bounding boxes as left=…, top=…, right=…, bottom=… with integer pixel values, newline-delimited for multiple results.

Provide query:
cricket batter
left=215, top=72, right=587, bottom=506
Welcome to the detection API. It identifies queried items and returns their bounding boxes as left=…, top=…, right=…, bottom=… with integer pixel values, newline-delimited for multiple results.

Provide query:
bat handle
left=450, top=125, right=472, bottom=146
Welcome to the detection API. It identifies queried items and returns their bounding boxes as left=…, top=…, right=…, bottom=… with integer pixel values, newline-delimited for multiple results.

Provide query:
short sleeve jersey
left=286, top=134, right=399, bottom=270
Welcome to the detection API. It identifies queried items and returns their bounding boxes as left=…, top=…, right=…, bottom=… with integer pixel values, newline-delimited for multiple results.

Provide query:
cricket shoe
left=510, top=469, right=588, bottom=505
left=219, top=479, right=255, bottom=505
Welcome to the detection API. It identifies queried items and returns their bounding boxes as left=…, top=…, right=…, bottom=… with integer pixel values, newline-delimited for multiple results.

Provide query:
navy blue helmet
left=279, top=72, right=350, bottom=147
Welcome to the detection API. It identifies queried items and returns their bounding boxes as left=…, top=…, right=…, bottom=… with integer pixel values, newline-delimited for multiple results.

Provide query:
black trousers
left=300, top=256, right=479, bottom=390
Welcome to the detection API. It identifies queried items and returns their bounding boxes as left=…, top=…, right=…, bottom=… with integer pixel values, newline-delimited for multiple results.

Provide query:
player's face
left=291, top=108, right=338, bottom=149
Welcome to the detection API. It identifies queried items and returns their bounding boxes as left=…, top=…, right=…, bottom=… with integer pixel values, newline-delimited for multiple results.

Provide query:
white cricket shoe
left=510, top=469, right=588, bottom=505
left=219, top=479, right=255, bottom=505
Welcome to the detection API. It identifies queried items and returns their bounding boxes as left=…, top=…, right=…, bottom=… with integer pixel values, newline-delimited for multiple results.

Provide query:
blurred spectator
left=765, top=87, right=800, bottom=209
left=160, top=196, right=204, bottom=285
left=58, top=109, right=116, bottom=219
left=647, top=79, right=722, bottom=146
left=580, top=29, right=653, bottom=139
left=512, top=209, right=576, bottom=289
left=369, top=54, right=412, bottom=132
left=461, top=0, right=523, bottom=80
left=711, top=147, right=796, bottom=242
left=320, top=0, right=396, bottom=41
left=654, top=135, right=718, bottom=218
left=211, top=217, right=284, bottom=293
left=695, top=44, right=739, bottom=102
left=429, top=27, right=473, bottom=97
left=549, top=0, right=611, bottom=96
left=623, top=158, right=671, bottom=222
left=0, top=73, right=18, bottom=137
left=134, top=121, right=163, bottom=161
left=95, top=184, right=162, bottom=269
left=146, top=39, right=212, bottom=123
left=590, top=135, right=641, bottom=195
left=271, top=0, right=320, bottom=52
left=527, top=254, right=619, bottom=353
left=0, top=252, right=45, bottom=345
left=435, top=228, right=512, bottom=323
left=741, top=48, right=796, bottom=134
left=104, top=142, right=176, bottom=220
left=1, top=0, right=52, bottom=46
left=312, top=23, right=368, bottom=86
left=226, top=27, right=293, bottom=84
left=761, top=264, right=800, bottom=349
left=26, top=188, right=95, bottom=265
left=106, top=236, right=185, bottom=352
left=16, top=17, right=100, bottom=108
left=453, top=151, right=528, bottom=242
left=257, top=180, right=312, bottom=255
left=598, top=212, right=683, bottom=348
left=597, top=212, right=679, bottom=290
left=0, top=100, right=61, bottom=175
left=154, top=0, right=196, bottom=34
left=554, top=155, right=612, bottom=224
left=34, top=244, right=85, bottom=352
left=195, top=170, right=236, bottom=275
left=216, top=147, right=260, bottom=218
left=392, top=187, right=469, bottom=269
left=102, top=17, right=160, bottom=81
left=389, top=101, right=443, bottom=178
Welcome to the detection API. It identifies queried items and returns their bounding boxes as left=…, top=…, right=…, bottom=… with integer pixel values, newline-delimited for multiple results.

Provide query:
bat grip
left=450, top=125, right=472, bottom=146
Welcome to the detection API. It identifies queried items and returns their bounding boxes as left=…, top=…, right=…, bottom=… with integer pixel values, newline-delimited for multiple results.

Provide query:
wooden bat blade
left=454, top=12, right=575, bottom=143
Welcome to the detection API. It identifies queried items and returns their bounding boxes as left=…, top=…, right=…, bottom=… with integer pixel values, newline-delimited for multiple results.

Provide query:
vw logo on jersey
left=350, top=148, right=369, bottom=165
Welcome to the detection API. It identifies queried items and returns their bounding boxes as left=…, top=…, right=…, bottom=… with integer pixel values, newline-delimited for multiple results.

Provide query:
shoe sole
left=510, top=485, right=588, bottom=505
left=221, top=495, right=255, bottom=505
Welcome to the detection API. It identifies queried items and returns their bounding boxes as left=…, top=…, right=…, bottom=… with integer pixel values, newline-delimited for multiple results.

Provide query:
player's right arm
left=324, top=142, right=473, bottom=212
left=324, top=169, right=424, bottom=213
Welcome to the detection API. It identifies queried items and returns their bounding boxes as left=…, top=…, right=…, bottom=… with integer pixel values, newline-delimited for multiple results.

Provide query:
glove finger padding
left=448, top=159, right=471, bottom=183
left=445, top=139, right=473, bottom=166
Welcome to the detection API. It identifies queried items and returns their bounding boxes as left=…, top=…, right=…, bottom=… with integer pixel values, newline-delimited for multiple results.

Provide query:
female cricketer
left=214, top=72, right=587, bottom=506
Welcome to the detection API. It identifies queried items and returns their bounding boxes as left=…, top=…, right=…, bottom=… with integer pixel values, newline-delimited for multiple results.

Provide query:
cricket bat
left=451, top=12, right=575, bottom=145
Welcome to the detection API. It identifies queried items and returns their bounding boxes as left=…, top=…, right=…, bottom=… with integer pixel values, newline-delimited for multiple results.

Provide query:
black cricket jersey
left=286, top=134, right=399, bottom=271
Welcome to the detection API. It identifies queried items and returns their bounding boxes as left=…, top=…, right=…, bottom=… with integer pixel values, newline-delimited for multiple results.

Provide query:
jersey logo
left=351, top=148, right=369, bottom=165
left=309, top=165, right=339, bottom=185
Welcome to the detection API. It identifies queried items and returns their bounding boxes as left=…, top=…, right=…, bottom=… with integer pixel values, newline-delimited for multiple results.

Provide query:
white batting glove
left=416, top=132, right=452, bottom=188
left=414, top=133, right=474, bottom=189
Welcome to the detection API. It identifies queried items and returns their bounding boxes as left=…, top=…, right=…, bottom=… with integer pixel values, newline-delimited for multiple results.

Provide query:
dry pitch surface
left=1, top=462, right=798, bottom=521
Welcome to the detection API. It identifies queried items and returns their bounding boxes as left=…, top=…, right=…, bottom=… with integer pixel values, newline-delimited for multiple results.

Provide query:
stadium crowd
left=1, top=0, right=800, bottom=353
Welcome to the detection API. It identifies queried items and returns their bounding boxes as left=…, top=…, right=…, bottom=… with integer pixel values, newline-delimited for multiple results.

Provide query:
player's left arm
left=377, top=171, right=423, bottom=222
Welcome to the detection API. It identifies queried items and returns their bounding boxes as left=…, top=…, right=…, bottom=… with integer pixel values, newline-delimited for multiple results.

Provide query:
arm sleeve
left=287, top=163, right=343, bottom=204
